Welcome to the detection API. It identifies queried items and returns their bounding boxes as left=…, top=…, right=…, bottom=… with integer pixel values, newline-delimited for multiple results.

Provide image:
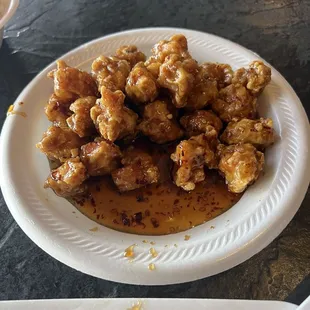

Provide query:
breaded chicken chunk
left=48, top=60, right=98, bottom=101
left=185, top=65, right=218, bottom=110
left=44, top=94, right=72, bottom=127
left=36, top=126, right=87, bottom=162
left=220, top=118, right=275, bottom=148
left=217, top=143, right=264, bottom=193
left=138, top=99, right=183, bottom=143
left=180, top=110, right=223, bottom=137
left=158, top=54, right=198, bottom=108
left=44, top=157, right=88, bottom=197
left=80, top=138, right=122, bottom=176
left=125, top=62, right=159, bottom=104
left=211, top=84, right=257, bottom=122
left=145, top=34, right=192, bottom=78
left=200, top=62, right=233, bottom=89
left=170, top=130, right=219, bottom=191
left=66, top=96, right=97, bottom=137
left=90, top=87, right=138, bottom=142
left=115, top=45, right=146, bottom=68
left=112, top=147, right=160, bottom=192
left=91, top=56, right=130, bottom=92
left=232, top=61, right=271, bottom=96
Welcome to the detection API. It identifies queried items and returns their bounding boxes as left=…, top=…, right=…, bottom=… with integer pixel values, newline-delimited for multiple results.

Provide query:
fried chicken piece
left=138, top=99, right=183, bottom=144
left=66, top=96, right=97, bottom=137
left=44, top=94, right=72, bottom=127
left=36, top=126, right=87, bottom=162
left=80, top=138, right=122, bottom=176
left=44, top=157, right=88, bottom=197
left=158, top=54, right=199, bottom=108
left=185, top=66, right=218, bottom=110
left=220, top=118, right=275, bottom=148
left=115, top=45, right=146, bottom=68
left=90, top=87, right=138, bottom=142
left=145, top=34, right=191, bottom=78
left=112, top=147, right=160, bottom=192
left=200, top=62, right=233, bottom=89
left=47, top=60, right=98, bottom=101
left=144, top=58, right=162, bottom=79
left=91, top=56, right=131, bottom=92
left=180, top=110, right=223, bottom=137
left=217, top=143, right=264, bottom=193
left=232, top=61, right=271, bottom=96
left=125, top=62, right=159, bottom=104
left=171, top=131, right=219, bottom=191
left=152, top=34, right=191, bottom=63
left=211, top=84, right=257, bottom=122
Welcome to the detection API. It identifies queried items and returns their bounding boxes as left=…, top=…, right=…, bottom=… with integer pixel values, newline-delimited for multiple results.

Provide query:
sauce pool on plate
left=71, top=169, right=241, bottom=235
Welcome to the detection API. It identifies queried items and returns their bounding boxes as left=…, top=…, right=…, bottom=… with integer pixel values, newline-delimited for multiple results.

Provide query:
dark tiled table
left=0, top=0, right=309, bottom=303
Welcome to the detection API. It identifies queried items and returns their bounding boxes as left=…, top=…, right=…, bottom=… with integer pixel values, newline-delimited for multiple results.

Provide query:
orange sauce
left=71, top=170, right=241, bottom=235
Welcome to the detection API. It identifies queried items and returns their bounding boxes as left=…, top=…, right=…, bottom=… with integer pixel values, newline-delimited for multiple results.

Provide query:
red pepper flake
left=174, top=199, right=179, bottom=205
left=121, top=212, right=130, bottom=226
left=151, top=218, right=159, bottom=228
left=90, top=196, right=96, bottom=207
left=133, top=212, right=143, bottom=223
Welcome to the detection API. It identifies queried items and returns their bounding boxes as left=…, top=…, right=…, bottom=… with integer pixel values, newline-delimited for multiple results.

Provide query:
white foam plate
left=0, top=298, right=298, bottom=310
left=1, top=28, right=309, bottom=285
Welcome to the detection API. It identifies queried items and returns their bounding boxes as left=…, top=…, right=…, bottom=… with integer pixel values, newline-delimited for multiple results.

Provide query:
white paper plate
left=0, top=298, right=298, bottom=310
left=1, top=28, right=309, bottom=285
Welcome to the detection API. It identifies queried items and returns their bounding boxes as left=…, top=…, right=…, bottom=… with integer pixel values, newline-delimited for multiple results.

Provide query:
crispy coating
left=44, top=94, right=72, bottom=127
left=80, top=138, right=122, bottom=176
left=200, top=62, right=233, bottom=89
left=66, top=96, right=97, bottom=137
left=115, top=45, right=146, bottom=68
left=125, top=62, right=159, bottom=104
left=44, top=157, right=88, bottom=197
left=48, top=60, right=98, bottom=101
left=144, top=57, right=162, bottom=79
left=36, top=126, right=87, bottom=162
left=180, top=110, right=223, bottom=137
left=218, top=143, right=264, bottom=193
left=151, top=34, right=191, bottom=63
left=112, top=147, right=160, bottom=192
left=138, top=99, right=184, bottom=144
left=145, top=34, right=191, bottom=79
left=90, top=87, right=138, bottom=142
left=220, top=118, right=275, bottom=148
left=185, top=66, right=219, bottom=110
left=211, top=84, right=257, bottom=122
left=91, top=56, right=131, bottom=92
left=158, top=54, right=199, bottom=108
left=170, top=131, right=219, bottom=191
left=232, top=61, right=271, bottom=96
